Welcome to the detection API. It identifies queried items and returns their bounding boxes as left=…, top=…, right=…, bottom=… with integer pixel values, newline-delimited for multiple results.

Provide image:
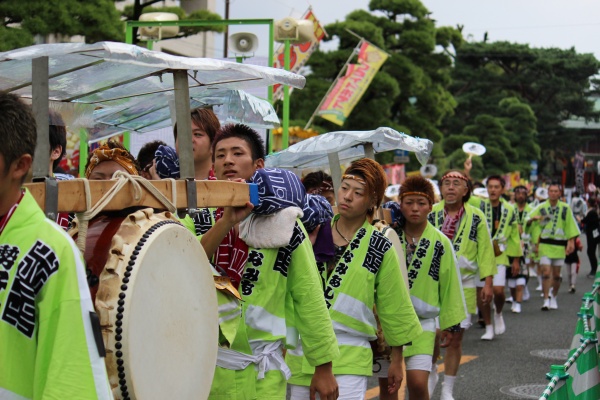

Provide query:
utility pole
left=223, top=0, right=230, bottom=58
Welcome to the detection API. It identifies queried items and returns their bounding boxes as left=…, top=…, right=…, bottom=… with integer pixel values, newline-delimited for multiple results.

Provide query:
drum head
left=96, top=209, right=218, bottom=400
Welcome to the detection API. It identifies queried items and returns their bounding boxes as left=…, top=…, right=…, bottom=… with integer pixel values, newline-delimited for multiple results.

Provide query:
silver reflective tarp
left=0, top=42, right=304, bottom=137
left=265, top=127, right=433, bottom=168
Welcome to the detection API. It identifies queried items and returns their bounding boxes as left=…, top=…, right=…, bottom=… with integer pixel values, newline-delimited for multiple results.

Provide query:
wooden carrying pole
left=24, top=180, right=258, bottom=213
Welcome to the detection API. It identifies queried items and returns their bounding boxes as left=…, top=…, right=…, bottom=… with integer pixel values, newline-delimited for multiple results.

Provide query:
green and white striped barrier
left=539, top=283, right=600, bottom=400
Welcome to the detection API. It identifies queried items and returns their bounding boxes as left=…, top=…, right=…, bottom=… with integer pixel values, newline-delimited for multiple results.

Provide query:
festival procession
left=2, top=1, right=600, bottom=400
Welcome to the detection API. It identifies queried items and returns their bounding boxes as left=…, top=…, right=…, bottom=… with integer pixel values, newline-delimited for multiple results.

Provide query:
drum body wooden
left=86, top=208, right=218, bottom=400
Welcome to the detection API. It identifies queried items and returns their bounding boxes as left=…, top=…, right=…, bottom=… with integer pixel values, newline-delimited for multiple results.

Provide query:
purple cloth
left=301, top=194, right=334, bottom=233
left=249, top=168, right=306, bottom=215
left=313, top=220, right=335, bottom=262
left=155, top=145, right=180, bottom=179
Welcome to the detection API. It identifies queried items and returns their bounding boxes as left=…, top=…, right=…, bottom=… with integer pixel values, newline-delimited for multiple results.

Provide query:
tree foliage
left=444, top=41, right=600, bottom=178
left=0, top=0, right=124, bottom=50
left=289, top=0, right=461, bottom=168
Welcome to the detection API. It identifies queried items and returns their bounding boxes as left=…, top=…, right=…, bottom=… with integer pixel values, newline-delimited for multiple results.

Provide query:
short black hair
left=49, top=109, right=67, bottom=171
left=0, top=92, right=37, bottom=176
left=302, top=171, right=333, bottom=192
left=212, top=124, right=265, bottom=162
left=137, top=140, right=167, bottom=171
left=487, top=175, right=505, bottom=188
left=548, top=182, right=562, bottom=191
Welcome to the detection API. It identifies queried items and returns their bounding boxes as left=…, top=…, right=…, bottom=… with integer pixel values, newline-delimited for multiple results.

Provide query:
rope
left=564, top=339, right=591, bottom=370
left=539, top=376, right=560, bottom=399
left=583, top=314, right=591, bottom=333
left=74, top=172, right=178, bottom=254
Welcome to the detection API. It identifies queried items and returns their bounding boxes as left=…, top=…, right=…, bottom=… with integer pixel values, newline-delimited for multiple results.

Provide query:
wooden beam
left=24, top=180, right=257, bottom=213
left=173, top=70, right=194, bottom=180
left=327, top=152, right=342, bottom=203
left=32, top=57, right=50, bottom=179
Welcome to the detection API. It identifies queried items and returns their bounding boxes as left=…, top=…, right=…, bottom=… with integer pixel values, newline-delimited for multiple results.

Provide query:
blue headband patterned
left=301, top=194, right=334, bottom=233
left=155, top=145, right=180, bottom=179
left=250, top=168, right=306, bottom=215
left=382, top=201, right=403, bottom=224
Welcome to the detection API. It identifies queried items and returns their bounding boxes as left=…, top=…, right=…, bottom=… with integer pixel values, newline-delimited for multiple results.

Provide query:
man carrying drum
left=200, top=124, right=339, bottom=400
left=0, top=92, right=112, bottom=399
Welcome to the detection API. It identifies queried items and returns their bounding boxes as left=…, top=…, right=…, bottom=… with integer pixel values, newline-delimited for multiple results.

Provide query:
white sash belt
left=216, top=341, right=291, bottom=380
left=420, top=317, right=437, bottom=333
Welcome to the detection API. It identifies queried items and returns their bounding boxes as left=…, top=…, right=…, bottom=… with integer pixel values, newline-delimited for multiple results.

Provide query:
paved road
left=366, top=235, right=597, bottom=400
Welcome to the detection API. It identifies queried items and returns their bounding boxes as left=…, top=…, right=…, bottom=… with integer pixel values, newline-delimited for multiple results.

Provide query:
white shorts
left=460, top=314, right=472, bottom=330
left=540, top=257, right=563, bottom=267
left=289, top=375, right=367, bottom=400
left=439, top=314, right=471, bottom=330
left=374, top=358, right=391, bottom=378
left=476, top=265, right=506, bottom=287
left=507, top=277, right=526, bottom=287
left=405, top=354, right=433, bottom=372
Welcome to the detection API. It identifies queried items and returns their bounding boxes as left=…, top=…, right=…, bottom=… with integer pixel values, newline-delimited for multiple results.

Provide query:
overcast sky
left=217, top=0, right=600, bottom=59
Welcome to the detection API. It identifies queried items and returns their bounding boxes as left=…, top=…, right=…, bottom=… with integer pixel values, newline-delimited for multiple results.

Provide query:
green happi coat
left=527, top=200, right=580, bottom=259
left=516, top=203, right=538, bottom=262
left=469, top=197, right=523, bottom=266
left=286, top=217, right=422, bottom=386
left=428, top=202, right=497, bottom=314
left=0, top=190, right=112, bottom=400
left=399, top=222, right=467, bottom=357
left=209, top=219, right=339, bottom=400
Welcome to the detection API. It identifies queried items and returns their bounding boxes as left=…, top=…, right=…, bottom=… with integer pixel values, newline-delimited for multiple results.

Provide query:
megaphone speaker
left=274, top=18, right=315, bottom=44
left=229, top=32, right=259, bottom=55
left=139, top=12, right=179, bottom=39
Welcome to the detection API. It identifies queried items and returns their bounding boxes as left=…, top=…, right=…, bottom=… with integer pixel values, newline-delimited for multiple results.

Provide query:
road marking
left=365, top=355, right=478, bottom=399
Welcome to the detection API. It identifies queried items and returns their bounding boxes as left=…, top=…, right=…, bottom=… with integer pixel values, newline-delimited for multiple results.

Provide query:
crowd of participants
left=0, top=90, right=595, bottom=400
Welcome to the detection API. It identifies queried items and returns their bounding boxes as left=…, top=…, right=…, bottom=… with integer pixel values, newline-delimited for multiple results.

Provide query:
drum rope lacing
left=75, top=171, right=178, bottom=253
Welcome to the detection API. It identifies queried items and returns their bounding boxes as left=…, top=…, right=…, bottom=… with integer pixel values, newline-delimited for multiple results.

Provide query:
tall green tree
left=289, top=0, right=461, bottom=167
left=0, top=0, right=124, bottom=51
left=444, top=41, right=600, bottom=178
left=442, top=97, right=540, bottom=180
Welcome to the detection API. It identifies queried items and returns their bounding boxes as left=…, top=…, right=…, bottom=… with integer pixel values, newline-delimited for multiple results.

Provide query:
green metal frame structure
left=125, top=19, right=281, bottom=152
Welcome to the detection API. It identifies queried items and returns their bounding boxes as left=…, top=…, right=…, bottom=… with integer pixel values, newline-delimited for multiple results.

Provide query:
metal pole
left=78, top=128, right=88, bottom=178
left=282, top=39, right=291, bottom=150
left=223, top=0, right=230, bottom=58
left=126, top=25, right=133, bottom=44
left=364, top=143, right=375, bottom=159
left=32, top=57, right=50, bottom=179
left=304, top=40, right=363, bottom=130
left=173, top=70, right=194, bottom=179
left=328, top=152, right=342, bottom=202
left=267, top=20, right=274, bottom=154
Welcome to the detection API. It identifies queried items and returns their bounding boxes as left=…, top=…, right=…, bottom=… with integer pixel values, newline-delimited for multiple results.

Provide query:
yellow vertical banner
left=317, top=41, right=388, bottom=126
left=509, top=171, right=521, bottom=189
left=272, top=9, right=326, bottom=101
